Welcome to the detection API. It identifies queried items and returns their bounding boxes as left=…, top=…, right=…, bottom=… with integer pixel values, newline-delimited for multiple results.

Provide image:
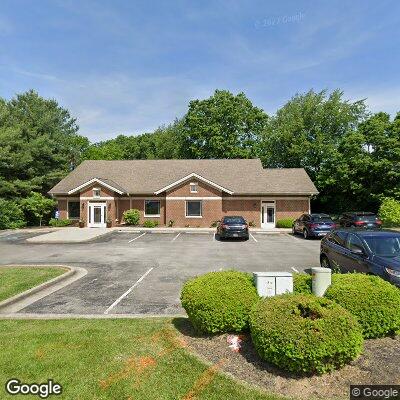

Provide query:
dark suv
left=320, top=229, right=400, bottom=287
left=292, top=213, right=336, bottom=239
left=338, top=212, right=382, bottom=229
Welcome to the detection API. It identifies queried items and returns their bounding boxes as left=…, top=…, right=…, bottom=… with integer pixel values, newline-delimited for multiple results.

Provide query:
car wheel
left=320, top=255, right=331, bottom=269
left=292, top=225, right=296, bottom=235
left=303, top=229, right=309, bottom=239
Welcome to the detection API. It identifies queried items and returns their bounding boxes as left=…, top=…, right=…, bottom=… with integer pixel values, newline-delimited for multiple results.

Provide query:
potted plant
left=106, top=218, right=112, bottom=228
left=79, top=219, right=84, bottom=228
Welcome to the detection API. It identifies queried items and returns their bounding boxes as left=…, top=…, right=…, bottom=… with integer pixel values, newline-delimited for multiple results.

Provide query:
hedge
left=250, top=294, right=363, bottom=374
left=49, top=218, right=73, bottom=227
left=293, top=273, right=312, bottom=294
left=0, top=199, right=26, bottom=229
left=325, top=274, right=400, bottom=338
left=143, top=220, right=159, bottom=228
left=276, top=218, right=295, bottom=228
left=180, top=270, right=259, bottom=334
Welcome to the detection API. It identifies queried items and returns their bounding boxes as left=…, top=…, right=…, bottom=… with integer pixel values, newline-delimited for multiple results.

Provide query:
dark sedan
left=292, top=213, right=336, bottom=239
left=217, top=216, right=249, bottom=240
left=320, top=229, right=400, bottom=287
left=338, top=212, right=382, bottom=229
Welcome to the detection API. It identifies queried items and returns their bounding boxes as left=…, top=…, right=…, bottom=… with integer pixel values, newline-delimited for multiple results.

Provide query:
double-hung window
left=190, top=182, right=198, bottom=193
left=145, top=200, right=160, bottom=217
left=186, top=200, right=202, bottom=218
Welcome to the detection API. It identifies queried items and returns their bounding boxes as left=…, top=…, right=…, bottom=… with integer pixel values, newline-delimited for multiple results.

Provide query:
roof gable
left=154, top=173, right=234, bottom=195
left=67, top=178, right=125, bottom=195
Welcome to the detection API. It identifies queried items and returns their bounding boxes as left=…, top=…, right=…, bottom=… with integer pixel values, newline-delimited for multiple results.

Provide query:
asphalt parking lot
left=0, top=230, right=321, bottom=315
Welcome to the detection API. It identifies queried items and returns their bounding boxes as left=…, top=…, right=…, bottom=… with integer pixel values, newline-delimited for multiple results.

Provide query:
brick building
left=49, top=159, right=318, bottom=228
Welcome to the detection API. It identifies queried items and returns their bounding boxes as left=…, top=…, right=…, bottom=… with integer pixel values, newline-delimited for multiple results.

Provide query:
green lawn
left=0, top=266, right=66, bottom=302
left=0, top=318, right=282, bottom=400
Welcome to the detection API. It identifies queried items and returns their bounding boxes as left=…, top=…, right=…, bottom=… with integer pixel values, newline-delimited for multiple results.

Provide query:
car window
left=363, top=236, right=400, bottom=257
left=311, top=215, right=333, bottom=222
left=330, top=231, right=348, bottom=247
left=223, top=217, right=245, bottom=224
left=299, top=214, right=306, bottom=221
left=346, top=234, right=365, bottom=252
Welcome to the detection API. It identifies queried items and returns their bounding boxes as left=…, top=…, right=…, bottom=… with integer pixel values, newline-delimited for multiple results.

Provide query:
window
left=93, top=188, right=101, bottom=198
left=330, top=231, right=348, bottom=247
left=186, top=200, right=202, bottom=217
left=144, top=200, right=160, bottom=217
left=68, top=201, right=80, bottom=219
left=346, top=234, right=366, bottom=253
left=190, top=182, right=198, bottom=193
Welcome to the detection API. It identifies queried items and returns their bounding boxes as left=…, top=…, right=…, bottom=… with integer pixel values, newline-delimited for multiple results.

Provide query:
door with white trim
left=88, top=203, right=107, bottom=228
left=261, top=201, right=275, bottom=228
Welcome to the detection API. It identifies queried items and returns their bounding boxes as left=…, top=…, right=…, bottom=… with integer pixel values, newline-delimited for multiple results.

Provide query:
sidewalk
left=26, top=227, right=110, bottom=243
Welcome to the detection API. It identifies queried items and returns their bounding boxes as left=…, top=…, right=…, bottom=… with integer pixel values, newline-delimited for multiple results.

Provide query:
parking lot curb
left=0, top=265, right=88, bottom=314
left=0, top=313, right=187, bottom=319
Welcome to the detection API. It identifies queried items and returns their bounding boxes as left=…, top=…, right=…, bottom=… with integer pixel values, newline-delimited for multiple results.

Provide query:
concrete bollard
left=253, top=272, right=293, bottom=297
left=311, top=267, right=332, bottom=297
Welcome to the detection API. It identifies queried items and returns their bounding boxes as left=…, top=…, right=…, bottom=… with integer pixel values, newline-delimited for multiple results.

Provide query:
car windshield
left=311, top=215, right=333, bottom=222
left=224, top=217, right=245, bottom=224
left=363, top=236, right=400, bottom=257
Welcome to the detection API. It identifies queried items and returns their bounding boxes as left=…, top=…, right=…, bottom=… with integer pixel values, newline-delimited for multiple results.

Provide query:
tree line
left=1, top=89, right=399, bottom=227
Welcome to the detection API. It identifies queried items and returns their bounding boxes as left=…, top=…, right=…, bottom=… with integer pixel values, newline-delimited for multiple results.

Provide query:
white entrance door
left=88, top=203, right=107, bottom=228
left=261, top=202, right=275, bottom=229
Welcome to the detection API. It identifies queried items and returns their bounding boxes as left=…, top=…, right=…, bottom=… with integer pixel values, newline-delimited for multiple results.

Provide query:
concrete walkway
left=26, top=227, right=110, bottom=243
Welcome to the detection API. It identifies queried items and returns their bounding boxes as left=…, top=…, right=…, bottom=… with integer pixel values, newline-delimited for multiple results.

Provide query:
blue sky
left=1, top=0, right=399, bottom=142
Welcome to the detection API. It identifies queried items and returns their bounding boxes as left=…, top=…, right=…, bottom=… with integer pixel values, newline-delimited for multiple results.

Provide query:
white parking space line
left=128, top=232, right=146, bottom=243
left=213, top=233, right=216, bottom=241
left=291, top=267, right=299, bottom=273
left=104, top=267, right=154, bottom=314
left=172, top=233, right=181, bottom=241
left=250, top=233, right=258, bottom=242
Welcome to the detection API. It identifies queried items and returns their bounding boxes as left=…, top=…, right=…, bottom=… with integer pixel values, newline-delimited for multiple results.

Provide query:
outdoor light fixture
left=81, top=203, right=85, bottom=210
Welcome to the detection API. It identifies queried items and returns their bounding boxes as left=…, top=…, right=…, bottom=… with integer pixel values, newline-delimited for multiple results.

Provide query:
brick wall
left=275, top=199, right=309, bottom=220
left=57, top=199, right=68, bottom=219
left=117, top=196, right=166, bottom=225
left=80, top=185, right=114, bottom=198
left=222, top=199, right=260, bottom=226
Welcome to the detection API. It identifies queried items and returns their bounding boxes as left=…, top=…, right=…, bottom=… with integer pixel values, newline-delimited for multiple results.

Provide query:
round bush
left=180, top=271, right=259, bottom=334
left=325, top=274, right=400, bottom=338
left=250, top=294, right=363, bottom=375
left=123, top=209, right=140, bottom=225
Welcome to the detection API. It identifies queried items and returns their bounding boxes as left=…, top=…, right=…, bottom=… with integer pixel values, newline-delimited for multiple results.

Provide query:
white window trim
left=185, top=200, right=202, bottom=218
left=144, top=199, right=161, bottom=218
left=67, top=200, right=80, bottom=220
left=190, top=182, right=198, bottom=193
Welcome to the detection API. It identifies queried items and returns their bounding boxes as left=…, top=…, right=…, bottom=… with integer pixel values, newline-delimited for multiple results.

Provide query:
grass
left=0, top=266, right=66, bottom=302
left=0, top=318, right=283, bottom=400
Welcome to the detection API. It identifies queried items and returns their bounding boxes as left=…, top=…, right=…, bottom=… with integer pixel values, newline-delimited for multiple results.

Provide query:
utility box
left=311, top=267, right=332, bottom=296
left=253, top=272, right=293, bottom=297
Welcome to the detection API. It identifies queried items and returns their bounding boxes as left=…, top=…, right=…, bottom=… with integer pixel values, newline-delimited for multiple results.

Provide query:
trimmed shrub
left=49, top=218, right=73, bottom=227
left=0, top=199, right=26, bottom=229
left=181, top=270, right=259, bottom=334
left=250, top=294, right=363, bottom=375
left=325, top=274, right=400, bottom=338
left=143, top=220, right=159, bottom=228
left=293, top=273, right=312, bottom=294
left=276, top=218, right=295, bottom=228
left=123, top=209, right=140, bottom=225
left=378, top=197, right=400, bottom=227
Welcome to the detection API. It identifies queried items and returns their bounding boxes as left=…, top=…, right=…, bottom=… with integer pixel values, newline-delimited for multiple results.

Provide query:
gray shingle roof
left=49, top=159, right=318, bottom=195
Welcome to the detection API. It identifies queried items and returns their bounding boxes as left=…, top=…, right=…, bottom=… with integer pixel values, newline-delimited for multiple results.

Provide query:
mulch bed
left=173, top=318, right=400, bottom=400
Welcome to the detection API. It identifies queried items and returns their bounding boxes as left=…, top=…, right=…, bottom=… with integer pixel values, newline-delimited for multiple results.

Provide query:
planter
left=79, top=221, right=84, bottom=228
left=106, top=221, right=112, bottom=228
